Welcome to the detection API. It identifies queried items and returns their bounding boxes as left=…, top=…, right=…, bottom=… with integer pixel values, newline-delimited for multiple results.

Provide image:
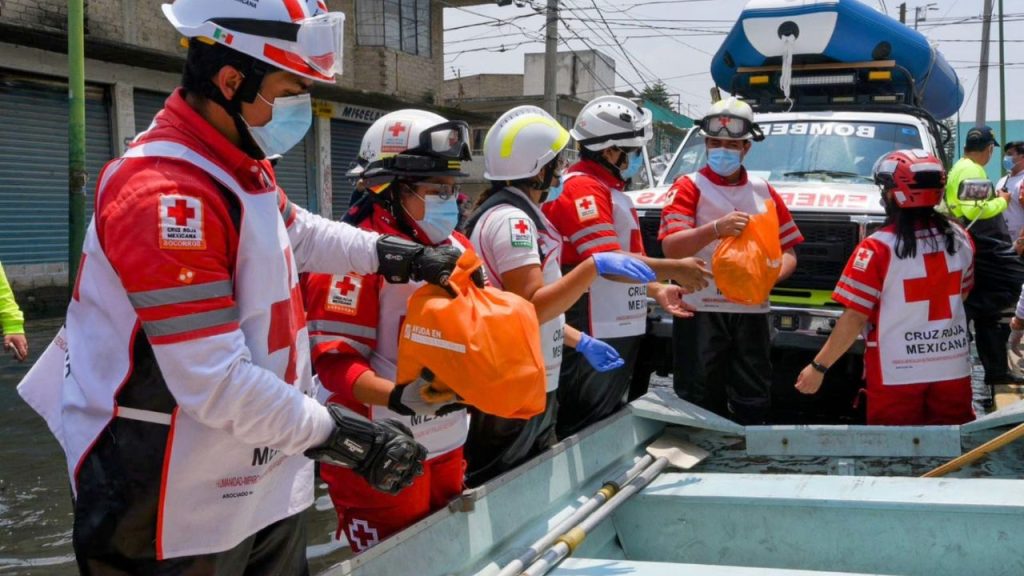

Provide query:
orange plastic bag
left=396, top=248, right=546, bottom=420
left=712, top=199, right=783, bottom=305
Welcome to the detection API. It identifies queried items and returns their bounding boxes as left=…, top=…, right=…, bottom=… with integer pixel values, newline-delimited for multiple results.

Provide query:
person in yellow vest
left=945, top=126, right=1024, bottom=388
left=0, top=261, right=27, bottom=361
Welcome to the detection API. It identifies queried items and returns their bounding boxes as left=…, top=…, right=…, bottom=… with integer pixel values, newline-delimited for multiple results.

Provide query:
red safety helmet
left=873, top=149, right=946, bottom=208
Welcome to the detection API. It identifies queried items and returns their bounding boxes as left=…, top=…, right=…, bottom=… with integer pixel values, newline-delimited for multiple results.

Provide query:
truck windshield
left=661, top=121, right=926, bottom=185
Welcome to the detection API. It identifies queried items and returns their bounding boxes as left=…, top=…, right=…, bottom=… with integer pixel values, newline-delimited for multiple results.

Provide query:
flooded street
left=0, top=318, right=998, bottom=574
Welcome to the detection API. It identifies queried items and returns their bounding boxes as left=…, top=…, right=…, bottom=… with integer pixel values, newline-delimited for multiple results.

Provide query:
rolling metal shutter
left=274, top=133, right=314, bottom=211
left=0, top=76, right=114, bottom=264
left=330, top=119, right=366, bottom=221
left=133, top=90, right=170, bottom=136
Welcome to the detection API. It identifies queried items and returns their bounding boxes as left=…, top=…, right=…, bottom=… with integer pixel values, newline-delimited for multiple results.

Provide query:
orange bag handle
left=447, top=248, right=485, bottom=297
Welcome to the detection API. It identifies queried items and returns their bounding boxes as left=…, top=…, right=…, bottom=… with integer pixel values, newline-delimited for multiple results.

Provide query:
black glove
left=388, top=368, right=466, bottom=418
left=377, top=234, right=480, bottom=296
left=304, top=404, right=426, bottom=495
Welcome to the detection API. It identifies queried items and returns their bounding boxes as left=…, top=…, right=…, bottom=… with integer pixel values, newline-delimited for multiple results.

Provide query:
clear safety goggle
left=295, top=13, right=345, bottom=78
left=700, top=114, right=754, bottom=139
left=415, top=182, right=462, bottom=200
left=210, top=13, right=345, bottom=78
left=413, top=121, right=473, bottom=161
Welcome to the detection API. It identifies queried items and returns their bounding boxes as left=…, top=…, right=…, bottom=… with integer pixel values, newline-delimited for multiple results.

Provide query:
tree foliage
left=642, top=81, right=675, bottom=112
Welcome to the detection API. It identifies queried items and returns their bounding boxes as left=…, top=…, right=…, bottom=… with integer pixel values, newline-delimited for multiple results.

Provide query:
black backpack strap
left=464, top=188, right=548, bottom=260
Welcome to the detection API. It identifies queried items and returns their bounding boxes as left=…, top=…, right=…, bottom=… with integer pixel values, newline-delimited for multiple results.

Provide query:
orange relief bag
left=396, top=248, right=546, bottom=420
left=712, top=199, right=783, bottom=305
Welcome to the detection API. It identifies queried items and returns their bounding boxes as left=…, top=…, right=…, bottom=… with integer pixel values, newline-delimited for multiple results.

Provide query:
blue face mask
left=1004, top=156, right=1017, bottom=172
left=247, top=93, right=313, bottom=157
left=707, top=147, right=743, bottom=177
left=544, top=176, right=564, bottom=203
left=413, top=194, right=460, bottom=244
left=620, top=150, right=644, bottom=180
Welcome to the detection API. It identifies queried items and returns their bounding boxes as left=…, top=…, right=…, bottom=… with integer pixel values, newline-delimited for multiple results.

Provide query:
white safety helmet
left=570, top=95, right=653, bottom=152
left=698, top=97, right=764, bottom=141
left=349, top=109, right=472, bottom=186
left=163, top=0, right=344, bottom=82
left=483, top=106, right=570, bottom=181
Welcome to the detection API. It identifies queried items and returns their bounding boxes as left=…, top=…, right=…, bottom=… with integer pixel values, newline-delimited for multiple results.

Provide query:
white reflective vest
left=682, top=171, right=773, bottom=314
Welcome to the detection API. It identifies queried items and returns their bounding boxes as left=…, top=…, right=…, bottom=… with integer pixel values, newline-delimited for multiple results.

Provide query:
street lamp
left=914, top=3, right=938, bottom=30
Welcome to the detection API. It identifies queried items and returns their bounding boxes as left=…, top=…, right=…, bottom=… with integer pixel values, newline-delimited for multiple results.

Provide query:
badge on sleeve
left=159, top=195, right=205, bottom=250
left=853, top=247, right=874, bottom=272
left=326, top=274, right=362, bottom=315
left=575, top=195, right=599, bottom=221
left=508, top=218, right=535, bottom=249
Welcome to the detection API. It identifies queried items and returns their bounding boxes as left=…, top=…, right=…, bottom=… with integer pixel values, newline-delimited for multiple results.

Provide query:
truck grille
left=781, top=217, right=860, bottom=291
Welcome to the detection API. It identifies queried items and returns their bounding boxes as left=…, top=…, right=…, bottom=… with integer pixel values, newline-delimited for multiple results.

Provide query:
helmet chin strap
left=592, top=146, right=627, bottom=181
left=206, top=63, right=270, bottom=160
left=536, top=160, right=558, bottom=203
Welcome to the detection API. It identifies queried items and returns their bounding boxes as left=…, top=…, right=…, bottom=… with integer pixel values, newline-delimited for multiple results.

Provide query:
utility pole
left=69, top=0, right=86, bottom=296
left=999, top=0, right=1007, bottom=173
left=544, top=0, right=558, bottom=117
left=898, top=2, right=907, bottom=23
left=976, top=0, right=995, bottom=127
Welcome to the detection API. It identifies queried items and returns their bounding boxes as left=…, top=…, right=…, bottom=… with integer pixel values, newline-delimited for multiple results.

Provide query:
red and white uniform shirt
left=302, top=204, right=469, bottom=459
left=542, top=159, right=647, bottom=339
left=659, top=166, right=804, bottom=313
left=469, top=187, right=565, bottom=392
left=833, top=223, right=975, bottom=386
left=17, top=89, right=382, bottom=559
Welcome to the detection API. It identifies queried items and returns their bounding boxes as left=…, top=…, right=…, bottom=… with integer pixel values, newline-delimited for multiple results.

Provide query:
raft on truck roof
left=711, top=0, right=964, bottom=119
left=317, top=390, right=1024, bottom=576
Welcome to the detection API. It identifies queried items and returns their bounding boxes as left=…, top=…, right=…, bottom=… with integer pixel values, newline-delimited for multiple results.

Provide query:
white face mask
left=244, top=93, right=313, bottom=157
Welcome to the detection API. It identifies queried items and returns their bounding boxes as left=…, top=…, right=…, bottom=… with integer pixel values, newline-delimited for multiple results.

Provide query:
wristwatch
left=809, top=360, right=829, bottom=374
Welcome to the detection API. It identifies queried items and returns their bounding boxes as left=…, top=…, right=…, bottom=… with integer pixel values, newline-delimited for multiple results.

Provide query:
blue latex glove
left=576, top=333, right=625, bottom=372
left=591, top=253, right=656, bottom=283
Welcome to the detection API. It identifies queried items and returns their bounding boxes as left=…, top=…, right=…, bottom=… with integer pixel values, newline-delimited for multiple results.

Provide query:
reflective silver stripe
left=143, top=306, right=239, bottom=338
left=116, top=406, right=172, bottom=426
left=661, top=221, right=690, bottom=233
left=834, top=286, right=874, bottom=310
left=308, top=320, right=377, bottom=339
left=569, top=223, right=616, bottom=243
left=311, top=335, right=372, bottom=357
left=780, top=230, right=803, bottom=246
left=838, top=275, right=881, bottom=298
left=575, top=236, right=620, bottom=253
left=663, top=213, right=694, bottom=224
left=128, top=280, right=234, bottom=309
left=282, top=201, right=296, bottom=225
left=779, top=220, right=797, bottom=233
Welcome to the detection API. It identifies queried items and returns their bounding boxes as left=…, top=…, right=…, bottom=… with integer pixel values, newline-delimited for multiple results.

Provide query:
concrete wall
left=523, top=50, right=616, bottom=100
left=443, top=74, right=525, bottom=102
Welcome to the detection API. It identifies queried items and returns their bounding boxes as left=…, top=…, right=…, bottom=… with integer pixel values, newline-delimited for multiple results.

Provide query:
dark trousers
left=464, top=391, right=559, bottom=488
left=672, top=311, right=773, bottom=425
left=963, top=216, right=1016, bottom=382
left=555, top=295, right=642, bottom=439
left=76, top=512, right=309, bottom=576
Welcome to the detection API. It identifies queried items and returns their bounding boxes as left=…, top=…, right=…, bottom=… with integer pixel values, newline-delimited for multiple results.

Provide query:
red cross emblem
left=717, top=116, right=731, bottom=128
left=903, top=252, right=962, bottom=322
left=166, top=198, right=195, bottom=226
left=347, top=519, right=380, bottom=551
left=514, top=220, right=530, bottom=234
left=388, top=122, right=407, bottom=137
left=335, top=276, right=357, bottom=296
left=268, top=249, right=305, bottom=385
left=579, top=198, right=593, bottom=210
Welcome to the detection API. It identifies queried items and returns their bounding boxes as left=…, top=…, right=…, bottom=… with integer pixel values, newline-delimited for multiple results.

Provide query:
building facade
left=0, top=0, right=488, bottom=300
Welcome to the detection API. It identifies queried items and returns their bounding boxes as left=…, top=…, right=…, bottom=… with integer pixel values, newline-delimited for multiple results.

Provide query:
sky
left=442, top=0, right=1024, bottom=123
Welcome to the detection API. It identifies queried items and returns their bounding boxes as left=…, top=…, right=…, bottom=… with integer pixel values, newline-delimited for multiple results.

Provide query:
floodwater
left=0, top=317, right=998, bottom=574
left=0, top=318, right=350, bottom=575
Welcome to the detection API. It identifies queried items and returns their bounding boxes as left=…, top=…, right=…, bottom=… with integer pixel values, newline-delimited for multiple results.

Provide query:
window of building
left=357, top=0, right=432, bottom=57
